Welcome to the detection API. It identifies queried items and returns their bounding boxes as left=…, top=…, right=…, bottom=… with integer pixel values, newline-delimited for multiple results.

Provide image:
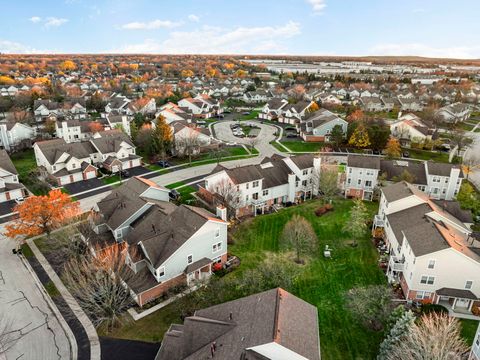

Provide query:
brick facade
left=137, top=273, right=187, bottom=307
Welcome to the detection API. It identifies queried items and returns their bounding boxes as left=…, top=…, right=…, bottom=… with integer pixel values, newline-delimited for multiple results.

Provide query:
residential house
left=87, top=176, right=228, bottom=306
left=55, top=119, right=94, bottom=143
left=105, top=95, right=131, bottom=114
left=126, top=97, right=157, bottom=117
left=170, top=121, right=214, bottom=156
left=0, top=150, right=27, bottom=203
left=258, top=98, right=288, bottom=121
left=243, top=89, right=272, bottom=103
left=90, top=130, right=141, bottom=173
left=344, top=155, right=463, bottom=201
left=398, top=97, right=424, bottom=112
left=360, top=97, right=384, bottom=112
left=390, top=114, right=435, bottom=146
left=156, top=102, right=193, bottom=124
left=0, top=120, right=36, bottom=151
left=178, top=95, right=222, bottom=119
left=33, top=138, right=98, bottom=185
left=278, top=101, right=315, bottom=125
left=155, top=288, right=321, bottom=360
left=373, top=182, right=480, bottom=316
left=300, top=108, right=348, bottom=142
left=200, top=154, right=319, bottom=217
left=436, top=103, right=472, bottom=123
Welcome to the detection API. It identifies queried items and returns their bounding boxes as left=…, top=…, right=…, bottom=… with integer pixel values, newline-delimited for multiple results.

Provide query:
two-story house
left=258, top=98, right=289, bottom=121
left=0, top=120, right=36, bottom=151
left=55, top=119, right=95, bottom=143
left=0, top=149, right=27, bottom=203
left=373, top=182, right=480, bottom=316
left=300, top=108, right=348, bottom=142
left=87, top=176, right=228, bottom=306
left=436, top=103, right=472, bottom=124
left=345, top=155, right=381, bottom=201
left=156, top=288, right=321, bottom=360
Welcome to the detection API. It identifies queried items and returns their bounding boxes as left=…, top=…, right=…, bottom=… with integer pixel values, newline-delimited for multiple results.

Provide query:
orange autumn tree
left=5, top=190, right=80, bottom=238
left=88, top=121, right=104, bottom=133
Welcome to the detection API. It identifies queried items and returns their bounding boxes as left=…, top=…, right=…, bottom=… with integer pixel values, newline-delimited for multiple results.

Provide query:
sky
left=1, top=0, right=479, bottom=58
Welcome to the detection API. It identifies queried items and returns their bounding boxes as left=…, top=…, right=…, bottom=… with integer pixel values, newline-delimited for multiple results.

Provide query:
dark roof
left=224, top=165, right=263, bottom=184
left=402, top=215, right=450, bottom=256
left=91, top=130, right=134, bottom=154
left=0, top=149, right=18, bottom=175
left=129, top=205, right=216, bottom=268
left=184, top=257, right=212, bottom=274
left=427, top=162, right=462, bottom=178
left=436, top=288, right=478, bottom=300
left=432, top=200, right=473, bottom=224
left=382, top=181, right=417, bottom=202
left=289, top=154, right=314, bottom=170
left=380, top=159, right=427, bottom=185
left=347, top=155, right=381, bottom=170
left=35, top=139, right=96, bottom=164
left=156, top=288, right=320, bottom=360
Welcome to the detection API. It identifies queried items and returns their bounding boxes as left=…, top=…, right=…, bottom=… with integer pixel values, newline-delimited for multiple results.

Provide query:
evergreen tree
left=377, top=310, right=415, bottom=360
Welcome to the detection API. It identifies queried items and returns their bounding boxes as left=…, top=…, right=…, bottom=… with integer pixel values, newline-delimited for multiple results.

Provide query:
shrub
left=315, top=203, right=333, bottom=216
left=472, top=305, right=480, bottom=316
left=421, top=303, right=448, bottom=314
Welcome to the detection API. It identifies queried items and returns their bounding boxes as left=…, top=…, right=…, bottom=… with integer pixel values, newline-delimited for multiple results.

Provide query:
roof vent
left=260, top=162, right=274, bottom=169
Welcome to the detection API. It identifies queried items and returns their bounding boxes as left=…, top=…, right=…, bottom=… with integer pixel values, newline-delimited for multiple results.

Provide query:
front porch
left=434, top=288, right=480, bottom=320
left=185, top=257, right=213, bottom=286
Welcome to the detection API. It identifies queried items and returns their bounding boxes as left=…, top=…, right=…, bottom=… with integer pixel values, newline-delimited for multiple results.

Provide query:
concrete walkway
left=27, top=238, right=101, bottom=360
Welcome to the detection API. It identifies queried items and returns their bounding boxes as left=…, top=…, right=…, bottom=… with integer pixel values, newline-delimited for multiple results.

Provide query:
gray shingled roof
left=156, top=288, right=320, bottom=360
left=381, top=181, right=416, bottom=202
left=35, top=139, right=96, bottom=164
left=91, top=130, right=134, bottom=154
left=380, top=159, right=427, bottom=185
left=427, top=162, right=463, bottom=178
left=347, top=155, right=381, bottom=170
left=0, top=149, right=18, bottom=175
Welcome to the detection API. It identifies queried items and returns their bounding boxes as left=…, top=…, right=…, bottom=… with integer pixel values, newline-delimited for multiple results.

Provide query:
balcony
left=373, top=214, right=384, bottom=228
left=389, top=256, right=405, bottom=272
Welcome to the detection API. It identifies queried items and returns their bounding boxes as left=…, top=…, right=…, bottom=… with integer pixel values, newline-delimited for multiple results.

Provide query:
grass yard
left=280, top=141, right=325, bottom=152
left=239, top=110, right=260, bottom=120
left=404, top=148, right=452, bottom=163
left=460, top=319, right=479, bottom=345
left=10, top=149, right=38, bottom=190
left=102, top=175, right=120, bottom=185
left=270, top=141, right=289, bottom=152
left=459, top=123, right=475, bottom=132
left=229, top=199, right=385, bottom=359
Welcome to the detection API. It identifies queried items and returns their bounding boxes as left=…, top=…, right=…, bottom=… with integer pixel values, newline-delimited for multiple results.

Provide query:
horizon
left=1, top=0, right=480, bottom=59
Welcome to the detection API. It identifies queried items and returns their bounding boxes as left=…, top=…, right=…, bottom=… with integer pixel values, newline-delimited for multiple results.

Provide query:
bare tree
left=451, top=129, right=473, bottom=157
left=316, top=166, right=339, bottom=202
left=210, top=178, right=242, bottom=218
left=209, top=147, right=228, bottom=164
left=462, top=154, right=480, bottom=181
left=62, top=244, right=138, bottom=331
left=345, top=285, right=393, bottom=331
left=280, top=215, right=318, bottom=263
left=386, top=312, right=469, bottom=360
left=245, top=136, right=259, bottom=153
left=176, top=130, right=201, bottom=164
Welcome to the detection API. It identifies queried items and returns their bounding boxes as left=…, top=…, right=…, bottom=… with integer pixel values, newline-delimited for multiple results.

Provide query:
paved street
left=0, top=224, right=71, bottom=360
left=213, top=120, right=282, bottom=158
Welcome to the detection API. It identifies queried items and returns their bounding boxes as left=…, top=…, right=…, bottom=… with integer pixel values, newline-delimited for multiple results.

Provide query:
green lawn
left=240, top=110, right=259, bottom=120
left=10, top=149, right=37, bottom=183
left=102, top=175, right=120, bottom=185
left=271, top=141, right=290, bottom=152
left=460, top=319, right=479, bottom=345
left=229, top=199, right=385, bottom=359
left=280, top=141, right=325, bottom=152
left=404, top=148, right=452, bottom=163
left=105, top=199, right=385, bottom=359
left=459, top=123, right=475, bottom=132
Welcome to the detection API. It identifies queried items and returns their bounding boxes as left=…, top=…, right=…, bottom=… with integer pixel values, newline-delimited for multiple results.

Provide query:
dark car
left=402, top=151, right=410, bottom=158
left=169, top=189, right=180, bottom=200
left=157, top=160, right=171, bottom=168
left=120, top=170, right=130, bottom=177
left=286, top=132, right=297, bottom=138
left=242, top=111, right=250, bottom=115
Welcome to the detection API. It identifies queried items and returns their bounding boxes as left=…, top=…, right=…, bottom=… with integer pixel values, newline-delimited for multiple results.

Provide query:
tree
left=378, top=310, right=416, bottom=359
left=62, top=244, right=138, bottom=331
left=88, top=121, right=104, bottom=134
left=392, top=169, right=415, bottom=183
left=176, top=130, right=200, bottom=164
left=209, top=178, right=242, bottom=218
left=43, top=118, right=56, bottom=136
left=456, top=181, right=480, bottom=215
left=450, top=129, right=473, bottom=157
left=462, top=155, right=480, bottom=180
left=384, top=138, right=401, bottom=158
left=348, top=123, right=371, bottom=148
left=368, top=120, right=391, bottom=150
left=0, top=316, right=23, bottom=356
left=60, top=60, right=76, bottom=72
left=5, top=190, right=79, bottom=239
left=385, top=312, right=469, bottom=360
left=345, top=285, right=393, bottom=331
left=317, top=166, right=339, bottom=201
left=135, top=127, right=155, bottom=157
left=280, top=215, right=318, bottom=263
left=347, top=109, right=364, bottom=122
left=152, top=115, right=173, bottom=162
left=343, top=199, right=370, bottom=246
left=329, top=124, right=344, bottom=147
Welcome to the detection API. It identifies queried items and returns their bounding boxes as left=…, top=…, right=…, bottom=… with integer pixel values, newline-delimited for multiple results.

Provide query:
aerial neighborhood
left=1, top=51, right=480, bottom=360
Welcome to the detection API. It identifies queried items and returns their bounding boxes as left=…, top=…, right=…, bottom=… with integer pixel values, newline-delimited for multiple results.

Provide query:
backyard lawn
left=280, top=141, right=325, bottom=152
left=460, top=319, right=480, bottom=344
left=403, top=148, right=458, bottom=163
left=10, top=148, right=37, bottom=183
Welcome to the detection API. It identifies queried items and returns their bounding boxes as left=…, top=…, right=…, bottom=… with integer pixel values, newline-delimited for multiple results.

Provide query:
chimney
left=216, top=205, right=227, bottom=222
left=210, top=342, right=217, bottom=357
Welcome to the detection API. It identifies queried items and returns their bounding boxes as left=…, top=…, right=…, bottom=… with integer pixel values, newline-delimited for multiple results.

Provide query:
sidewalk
left=27, top=237, right=101, bottom=360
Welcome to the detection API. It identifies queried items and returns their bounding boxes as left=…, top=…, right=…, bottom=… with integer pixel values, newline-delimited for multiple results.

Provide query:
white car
left=15, top=197, right=25, bottom=204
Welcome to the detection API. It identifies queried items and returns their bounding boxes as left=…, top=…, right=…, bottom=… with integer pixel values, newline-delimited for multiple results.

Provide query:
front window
left=420, top=275, right=435, bottom=285
left=428, top=259, right=435, bottom=269
left=215, top=228, right=220, bottom=237
left=252, top=193, right=258, bottom=200
left=465, top=280, right=473, bottom=290
left=187, top=255, right=193, bottom=264
left=253, top=180, right=259, bottom=188
left=158, top=267, right=165, bottom=277
left=263, top=189, right=268, bottom=196
left=303, top=169, right=308, bottom=176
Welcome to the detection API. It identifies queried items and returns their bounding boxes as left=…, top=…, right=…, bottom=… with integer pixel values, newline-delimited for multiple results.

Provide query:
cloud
left=29, top=16, right=42, bottom=23
left=44, top=17, right=68, bottom=27
left=370, top=43, right=480, bottom=59
left=307, top=0, right=326, bottom=14
left=412, top=8, right=425, bottom=13
left=188, top=14, right=200, bottom=22
left=0, top=39, right=55, bottom=54
left=114, top=21, right=301, bottom=54
left=122, top=19, right=183, bottom=30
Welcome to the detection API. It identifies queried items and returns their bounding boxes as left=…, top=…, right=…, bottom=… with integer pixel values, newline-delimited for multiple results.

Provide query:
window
left=428, top=259, right=435, bottom=269
left=252, top=193, right=258, bottom=200
left=420, top=275, right=435, bottom=285
left=53, top=165, right=56, bottom=171
left=365, top=180, right=372, bottom=187
left=158, top=267, right=165, bottom=277
left=302, top=180, right=307, bottom=186
left=347, top=178, right=351, bottom=184
left=303, top=169, right=308, bottom=176
left=465, top=280, right=473, bottom=290
left=246, top=183, right=249, bottom=190
left=348, top=168, right=352, bottom=174
left=72, top=163, right=76, bottom=168
left=215, top=228, right=220, bottom=237
left=357, top=179, right=361, bottom=185
left=246, top=195, right=249, bottom=201
left=252, top=181, right=259, bottom=188
left=444, top=178, right=448, bottom=183
left=187, top=255, right=193, bottom=264
left=262, top=189, right=268, bottom=196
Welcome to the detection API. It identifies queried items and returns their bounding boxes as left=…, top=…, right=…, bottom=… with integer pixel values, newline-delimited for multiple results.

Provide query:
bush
left=472, top=304, right=480, bottom=316
left=315, top=203, right=333, bottom=216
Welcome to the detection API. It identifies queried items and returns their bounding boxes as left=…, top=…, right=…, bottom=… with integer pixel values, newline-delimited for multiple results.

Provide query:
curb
left=19, top=254, right=78, bottom=360
left=27, top=239, right=101, bottom=360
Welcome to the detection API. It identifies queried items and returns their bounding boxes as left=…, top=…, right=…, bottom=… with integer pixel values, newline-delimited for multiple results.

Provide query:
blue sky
left=1, top=0, right=479, bottom=58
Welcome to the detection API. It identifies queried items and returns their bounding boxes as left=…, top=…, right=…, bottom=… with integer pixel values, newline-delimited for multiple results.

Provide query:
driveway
left=213, top=120, right=283, bottom=158
left=0, top=224, right=71, bottom=360
left=63, top=177, right=104, bottom=196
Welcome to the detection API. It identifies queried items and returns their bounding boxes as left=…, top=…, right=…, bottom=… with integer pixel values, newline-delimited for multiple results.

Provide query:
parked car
left=286, top=133, right=297, bottom=138
left=216, top=114, right=225, bottom=119
left=157, top=160, right=171, bottom=168
left=402, top=151, right=410, bottom=158
left=169, top=189, right=180, bottom=200
left=242, top=111, right=250, bottom=115
left=120, top=170, right=130, bottom=177
left=15, top=197, right=24, bottom=204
